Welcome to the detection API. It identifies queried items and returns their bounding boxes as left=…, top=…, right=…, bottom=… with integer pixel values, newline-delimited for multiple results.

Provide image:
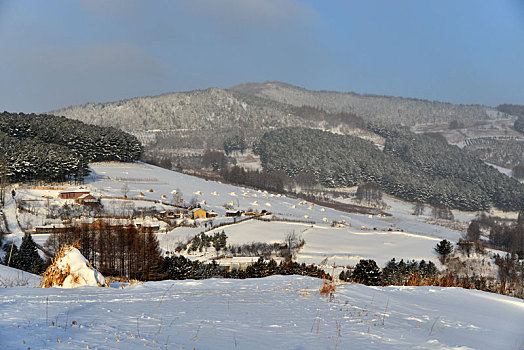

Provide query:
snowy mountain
left=230, top=81, right=506, bottom=125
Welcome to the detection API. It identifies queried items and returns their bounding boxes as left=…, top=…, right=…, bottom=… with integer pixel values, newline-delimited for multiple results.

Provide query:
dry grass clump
left=319, top=277, right=336, bottom=298
left=105, top=276, right=143, bottom=288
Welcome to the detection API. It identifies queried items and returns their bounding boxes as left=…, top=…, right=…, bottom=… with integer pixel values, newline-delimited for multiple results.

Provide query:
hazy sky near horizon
left=1, top=0, right=523, bottom=113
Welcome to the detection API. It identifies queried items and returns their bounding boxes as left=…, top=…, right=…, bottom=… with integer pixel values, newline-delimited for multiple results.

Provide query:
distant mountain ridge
left=230, top=81, right=507, bottom=125
left=51, top=81, right=511, bottom=134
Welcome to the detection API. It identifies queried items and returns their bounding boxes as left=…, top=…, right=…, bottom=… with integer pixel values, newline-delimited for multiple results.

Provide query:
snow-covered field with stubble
left=1, top=274, right=523, bottom=349
left=80, top=162, right=470, bottom=267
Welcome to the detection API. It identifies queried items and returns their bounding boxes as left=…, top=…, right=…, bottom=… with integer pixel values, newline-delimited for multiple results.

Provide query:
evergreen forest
left=255, top=127, right=524, bottom=211
left=0, top=112, right=142, bottom=182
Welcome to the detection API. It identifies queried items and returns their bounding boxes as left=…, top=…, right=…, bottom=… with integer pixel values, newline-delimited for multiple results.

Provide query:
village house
left=33, top=224, right=67, bottom=234
left=190, top=208, right=207, bottom=219
left=135, top=222, right=161, bottom=232
left=218, top=257, right=258, bottom=272
left=58, top=189, right=90, bottom=200
left=225, top=210, right=243, bottom=217
left=161, top=210, right=185, bottom=219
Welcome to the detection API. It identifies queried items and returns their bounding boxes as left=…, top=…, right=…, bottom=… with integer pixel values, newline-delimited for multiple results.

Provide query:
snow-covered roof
left=59, top=189, right=90, bottom=194
left=226, top=209, right=242, bottom=214
left=77, top=194, right=95, bottom=199
left=34, top=224, right=66, bottom=229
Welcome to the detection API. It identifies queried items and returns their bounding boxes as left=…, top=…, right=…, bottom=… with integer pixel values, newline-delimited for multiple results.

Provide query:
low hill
left=0, top=112, right=142, bottom=182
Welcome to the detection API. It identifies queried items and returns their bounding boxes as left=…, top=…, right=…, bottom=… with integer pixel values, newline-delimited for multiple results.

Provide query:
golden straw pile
left=40, top=241, right=108, bottom=288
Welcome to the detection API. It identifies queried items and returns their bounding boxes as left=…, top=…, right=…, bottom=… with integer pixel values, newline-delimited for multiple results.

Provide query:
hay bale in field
left=40, top=243, right=108, bottom=288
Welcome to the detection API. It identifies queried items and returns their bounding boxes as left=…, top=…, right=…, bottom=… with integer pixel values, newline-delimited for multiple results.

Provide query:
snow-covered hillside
left=85, top=162, right=467, bottom=266
left=1, top=275, right=523, bottom=349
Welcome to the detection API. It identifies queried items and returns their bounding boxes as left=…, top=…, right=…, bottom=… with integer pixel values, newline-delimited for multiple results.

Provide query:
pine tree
left=351, top=259, right=382, bottom=286
left=19, top=233, right=45, bottom=274
left=339, top=270, right=351, bottom=281
left=381, top=258, right=399, bottom=285
left=434, top=239, right=454, bottom=262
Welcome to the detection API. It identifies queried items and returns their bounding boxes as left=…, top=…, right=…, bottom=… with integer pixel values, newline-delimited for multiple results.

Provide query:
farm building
left=75, top=194, right=98, bottom=204
left=135, top=223, right=161, bottom=232
left=218, top=257, right=259, bottom=271
left=58, top=189, right=90, bottom=200
left=33, top=224, right=67, bottom=234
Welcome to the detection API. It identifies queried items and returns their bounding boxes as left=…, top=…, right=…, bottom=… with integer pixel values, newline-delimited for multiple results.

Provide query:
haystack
left=40, top=243, right=108, bottom=288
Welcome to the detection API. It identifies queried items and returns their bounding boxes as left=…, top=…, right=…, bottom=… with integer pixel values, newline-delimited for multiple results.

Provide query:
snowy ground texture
left=0, top=264, right=41, bottom=287
left=1, top=275, right=523, bottom=349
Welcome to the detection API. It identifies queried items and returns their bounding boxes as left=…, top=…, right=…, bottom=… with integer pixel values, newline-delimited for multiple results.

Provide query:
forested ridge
left=255, top=127, right=524, bottom=211
left=0, top=112, right=142, bottom=182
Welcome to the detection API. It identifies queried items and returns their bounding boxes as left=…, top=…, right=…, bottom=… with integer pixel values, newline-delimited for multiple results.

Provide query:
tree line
left=44, top=224, right=163, bottom=281
left=162, top=255, right=329, bottom=280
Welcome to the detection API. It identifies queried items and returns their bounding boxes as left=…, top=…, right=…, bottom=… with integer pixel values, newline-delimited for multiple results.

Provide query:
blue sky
left=1, top=0, right=523, bottom=112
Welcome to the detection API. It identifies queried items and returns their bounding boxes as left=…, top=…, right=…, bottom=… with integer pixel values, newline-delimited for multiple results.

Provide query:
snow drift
left=40, top=244, right=108, bottom=288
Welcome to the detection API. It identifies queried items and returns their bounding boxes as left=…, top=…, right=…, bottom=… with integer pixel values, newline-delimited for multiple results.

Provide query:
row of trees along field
left=3, top=228, right=521, bottom=297
left=255, top=126, right=524, bottom=211
left=44, top=225, right=162, bottom=281
left=0, top=112, right=142, bottom=182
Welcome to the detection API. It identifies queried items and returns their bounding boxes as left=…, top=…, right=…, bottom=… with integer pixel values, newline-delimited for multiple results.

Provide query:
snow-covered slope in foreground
left=0, top=264, right=40, bottom=287
left=1, top=276, right=522, bottom=349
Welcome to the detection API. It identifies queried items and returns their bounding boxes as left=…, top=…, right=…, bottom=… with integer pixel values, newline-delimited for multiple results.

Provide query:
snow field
left=0, top=275, right=522, bottom=349
left=87, top=162, right=464, bottom=241
left=80, top=162, right=469, bottom=266
left=201, top=220, right=443, bottom=267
